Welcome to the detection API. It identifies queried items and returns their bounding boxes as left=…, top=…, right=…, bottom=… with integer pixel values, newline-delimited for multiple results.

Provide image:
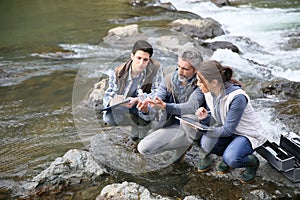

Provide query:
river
left=0, top=0, right=299, bottom=199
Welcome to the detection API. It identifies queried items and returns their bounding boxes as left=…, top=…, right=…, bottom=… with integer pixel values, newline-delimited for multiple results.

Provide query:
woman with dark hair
left=194, top=60, right=267, bottom=183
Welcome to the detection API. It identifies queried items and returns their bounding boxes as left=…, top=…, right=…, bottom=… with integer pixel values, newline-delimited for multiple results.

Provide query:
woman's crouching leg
left=222, top=135, right=253, bottom=168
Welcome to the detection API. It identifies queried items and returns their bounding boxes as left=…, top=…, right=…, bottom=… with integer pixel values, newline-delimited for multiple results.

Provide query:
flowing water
left=0, top=0, right=299, bottom=199
left=163, top=0, right=300, bottom=81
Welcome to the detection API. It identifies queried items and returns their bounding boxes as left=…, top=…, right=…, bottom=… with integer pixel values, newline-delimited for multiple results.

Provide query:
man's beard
left=178, top=75, right=189, bottom=83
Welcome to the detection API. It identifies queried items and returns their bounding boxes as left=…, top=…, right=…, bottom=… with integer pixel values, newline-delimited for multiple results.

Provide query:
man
left=136, top=48, right=206, bottom=163
left=103, top=40, right=163, bottom=141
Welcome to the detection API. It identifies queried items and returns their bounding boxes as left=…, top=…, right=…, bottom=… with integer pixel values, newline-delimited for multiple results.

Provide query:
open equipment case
left=256, top=132, right=300, bottom=182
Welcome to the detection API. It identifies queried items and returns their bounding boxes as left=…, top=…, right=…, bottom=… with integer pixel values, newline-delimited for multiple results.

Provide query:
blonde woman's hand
left=195, top=107, right=209, bottom=120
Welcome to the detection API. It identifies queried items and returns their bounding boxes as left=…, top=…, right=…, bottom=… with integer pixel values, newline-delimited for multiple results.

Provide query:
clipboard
left=95, top=98, right=130, bottom=112
left=175, top=116, right=214, bottom=131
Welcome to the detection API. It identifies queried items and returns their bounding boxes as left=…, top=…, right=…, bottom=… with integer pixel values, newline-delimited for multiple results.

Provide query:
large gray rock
left=262, top=79, right=300, bottom=99
left=96, top=181, right=172, bottom=200
left=20, top=149, right=106, bottom=197
left=96, top=181, right=203, bottom=200
left=202, top=41, right=240, bottom=53
left=169, top=18, right=225, bottom=39
left=102, top=24, right=144, bottom=48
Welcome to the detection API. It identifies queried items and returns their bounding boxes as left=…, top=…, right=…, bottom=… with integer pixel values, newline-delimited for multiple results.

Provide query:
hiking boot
left=240, top=154, right=259, bottom=183
left=217, top=161, right=229, bottom=174
left=192, top=139, right=201, bottom=148
left=130, top=125, right=141, bottom=141
left=172, top=153, right=185, bottom=164
left=197, top=148, right=211, bottom=173
left=172, top=145, right=192, bottom=164
left=130, top=136, right=139, bottom=141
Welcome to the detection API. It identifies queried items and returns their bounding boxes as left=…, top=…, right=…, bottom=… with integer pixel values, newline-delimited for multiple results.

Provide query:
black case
left=257, top=132, right=300, bottom=182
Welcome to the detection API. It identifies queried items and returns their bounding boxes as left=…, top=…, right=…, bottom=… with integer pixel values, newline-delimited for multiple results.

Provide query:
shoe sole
left=217, top=169, right=229, bottom=174
left=197, top=166, right=211, bottom=173
left=239, top=178, right=255, bottom=184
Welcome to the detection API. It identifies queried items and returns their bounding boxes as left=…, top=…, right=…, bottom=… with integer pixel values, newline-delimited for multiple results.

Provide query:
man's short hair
left=180, top=48, right=203, bottom=71
left=132, top=40, right=153, bottom=57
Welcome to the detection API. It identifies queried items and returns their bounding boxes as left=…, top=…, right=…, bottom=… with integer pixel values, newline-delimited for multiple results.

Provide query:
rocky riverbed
left=18, top=147, right=300, bottom=199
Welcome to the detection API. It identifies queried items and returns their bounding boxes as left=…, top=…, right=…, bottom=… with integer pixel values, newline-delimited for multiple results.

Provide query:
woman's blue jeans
left=201, top=134, right=254, bottom=168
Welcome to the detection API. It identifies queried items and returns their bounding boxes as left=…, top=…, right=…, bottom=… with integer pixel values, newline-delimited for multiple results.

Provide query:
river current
left=0, top=0, right=299, bottom=198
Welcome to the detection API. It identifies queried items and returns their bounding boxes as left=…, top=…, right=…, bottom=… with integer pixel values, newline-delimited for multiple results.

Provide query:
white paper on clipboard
left=175, top=116, right=214, bottom=131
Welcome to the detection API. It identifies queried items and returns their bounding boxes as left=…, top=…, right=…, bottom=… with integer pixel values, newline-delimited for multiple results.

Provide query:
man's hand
left=137, top=98, right=149, bottom=113
left=147, top=96, right=166, bottom=110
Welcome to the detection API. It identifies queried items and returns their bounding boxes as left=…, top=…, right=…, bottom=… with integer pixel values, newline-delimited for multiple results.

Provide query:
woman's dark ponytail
left=223, top=66, right=243, bottom=87
left=222, top=66, right=233, bottom=82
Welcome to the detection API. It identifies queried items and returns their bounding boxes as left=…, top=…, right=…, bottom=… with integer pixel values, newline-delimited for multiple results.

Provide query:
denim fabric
left=222, top=135, right=253, bottom=168
left=202, top=134, right=253, bottom=168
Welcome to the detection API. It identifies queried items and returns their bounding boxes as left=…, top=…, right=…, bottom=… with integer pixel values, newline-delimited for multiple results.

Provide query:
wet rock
left=19, top=149, right=107, bottom=198
left=261, top=79, right=300, bottom=99
left=285, top=37, right=300, bottom=50
left=282, top=32, right=300, bottom=50
left=129, top=0, right=176, bottom=10
left=156, top=2, right=176, bottom=11
left=96, top=181, right=171, bottom=200
left=249, top=189, right=271, bottom=199
left=202, top=41, right=240, bottom=53
left=85, top=77, right=109, bottom=111
left=211, top=0, right=230, bottom=7
left=96, top=181, right=202, bottom=200
left=259, top=79, right=300, bottom=133
left=30, top=50, right=76, bottom=60
left=153, top=29, right=213, bottom=60
left=102, top=24, right=142, bottom=48
left=273, top=99, right=300, bottom=133
left=169, top=18, right=225, bottom=39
